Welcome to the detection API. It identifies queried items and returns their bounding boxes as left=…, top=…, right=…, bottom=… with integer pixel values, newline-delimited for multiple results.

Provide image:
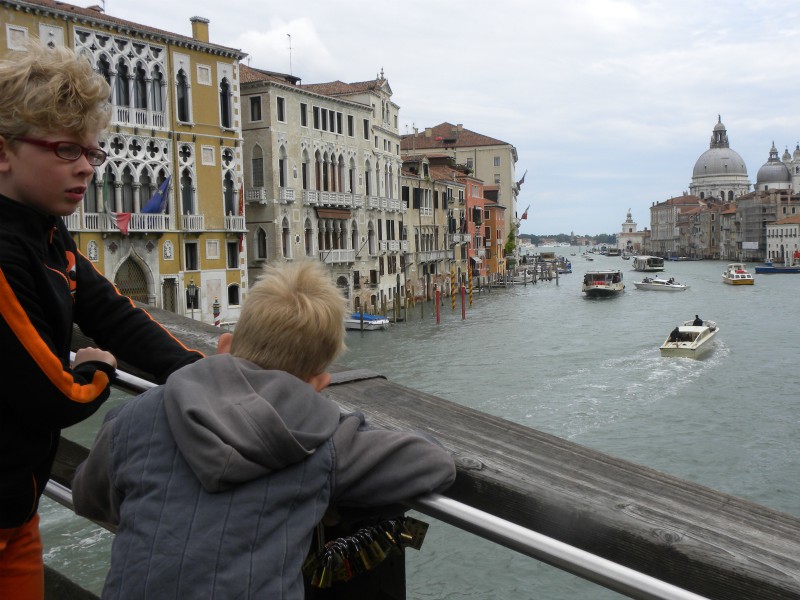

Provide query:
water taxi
left=582, top=270, right=624, bottom=297
left=722, top=263, right=754, bottom=285
left=632, top=256, right=665, bottom=272
left=660, top=319, right=718, bottom=358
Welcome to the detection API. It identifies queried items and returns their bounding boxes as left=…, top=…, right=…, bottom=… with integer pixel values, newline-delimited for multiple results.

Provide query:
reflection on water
left=43, top=251, right=800, bottom=599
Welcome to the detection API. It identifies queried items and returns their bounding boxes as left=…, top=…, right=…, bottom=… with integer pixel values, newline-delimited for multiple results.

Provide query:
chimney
left=191, top=17, right=210, bottom=43
left=456, top=124, right=463, bottom=132
left=424, top=128, right=432, bottom=138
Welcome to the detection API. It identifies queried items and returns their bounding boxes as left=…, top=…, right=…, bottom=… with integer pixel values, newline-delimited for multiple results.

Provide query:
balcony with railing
left=182, top=214, right=205, bottom=231
left=278, top=187, right=295, bottom=204
left=417, top=249, right=454, bottom=262
left=225, top=215, right=246, bottom=231
left=319, top=248, right=355, bottom=264
left=112, top=106, right=167, bottom=130
left=303, top=190, right=319, bottom=206
left=66, top=212, right=171, bottom=233
left=246, top=187, right=268, bottom=203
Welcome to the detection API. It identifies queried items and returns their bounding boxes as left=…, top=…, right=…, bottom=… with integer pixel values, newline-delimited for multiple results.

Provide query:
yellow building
left=0, top=1, right=247, bottom=324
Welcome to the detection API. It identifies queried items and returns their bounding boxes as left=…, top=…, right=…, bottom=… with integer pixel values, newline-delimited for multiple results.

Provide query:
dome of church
left=692, top=116, right=748, bottom=177
left=793, top=144, right=800, bottom=160
left=756, top=142, right=791, bottom=185
left=693, top=148, right=748, bottom=177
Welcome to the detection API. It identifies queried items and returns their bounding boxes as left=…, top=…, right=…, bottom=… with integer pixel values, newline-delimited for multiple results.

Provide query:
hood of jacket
left=162, top=354, right=341, bottom=493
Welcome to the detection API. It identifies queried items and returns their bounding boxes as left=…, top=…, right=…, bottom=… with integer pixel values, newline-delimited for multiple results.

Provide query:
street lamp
left=187, top=278, right=197, bottom=320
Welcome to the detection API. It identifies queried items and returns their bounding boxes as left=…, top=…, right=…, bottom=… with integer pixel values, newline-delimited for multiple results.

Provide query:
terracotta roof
left=772, top=215, right=800, bottom=225
left=401, top=122, right=510, bottom=150
left=12, top=0, right=244, bottom=57
left=240, top=64, right=300, bottom=85
left=301, top=78, right=387, bottom=96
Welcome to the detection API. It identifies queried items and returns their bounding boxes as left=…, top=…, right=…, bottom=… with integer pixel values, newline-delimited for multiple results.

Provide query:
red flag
left=521, top=210, right=528, bottom=220
left=238, top=184, right=245, bottom=254
left=112, top=212, right=131, bottom=235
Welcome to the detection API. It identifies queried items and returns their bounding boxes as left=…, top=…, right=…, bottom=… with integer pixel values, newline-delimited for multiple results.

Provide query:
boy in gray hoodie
left=72, top=260, right=456, bottom=599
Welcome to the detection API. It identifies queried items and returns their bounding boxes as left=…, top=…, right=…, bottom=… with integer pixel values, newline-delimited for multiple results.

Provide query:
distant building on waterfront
left=0, top=0, right=248, bottom=325
left=646, top=116, right=800, bottom=261
left=616, top=209, right=648, bottom=254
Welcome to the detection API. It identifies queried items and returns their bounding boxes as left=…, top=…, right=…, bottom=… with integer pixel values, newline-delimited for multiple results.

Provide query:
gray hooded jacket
left=72, top=354, right=455, bottom=599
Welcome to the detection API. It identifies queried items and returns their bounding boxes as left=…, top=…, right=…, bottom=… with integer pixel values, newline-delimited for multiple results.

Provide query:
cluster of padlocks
left=303, top=517, right=429, bottom=588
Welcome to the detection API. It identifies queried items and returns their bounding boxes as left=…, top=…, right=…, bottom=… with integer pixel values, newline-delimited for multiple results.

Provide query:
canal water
left=41, top=250, right=800, bottom=599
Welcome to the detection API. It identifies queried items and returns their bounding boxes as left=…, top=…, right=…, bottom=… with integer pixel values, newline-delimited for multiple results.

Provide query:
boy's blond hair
left=231, top=261, right=347, bottom=381
left=0, top=41, right=110, bottom=139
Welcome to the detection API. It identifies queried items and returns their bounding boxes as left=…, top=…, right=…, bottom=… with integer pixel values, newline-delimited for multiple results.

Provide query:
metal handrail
left=49, top=363, right=708, bottom=600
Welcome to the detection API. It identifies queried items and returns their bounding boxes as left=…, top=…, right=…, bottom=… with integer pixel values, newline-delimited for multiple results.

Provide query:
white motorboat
left=660, top=319, right=718, bottom=358
left=582, top=270, right=624, bottom=297
left=344, top=312, right=389, bottom=331
left=722, top=263, right=754, bottom=285
left=633, top=277, right=688, bottom=292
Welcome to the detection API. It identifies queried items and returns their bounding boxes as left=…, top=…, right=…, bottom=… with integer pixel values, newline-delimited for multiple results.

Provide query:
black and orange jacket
left=0, top=194, right=203, bottom=528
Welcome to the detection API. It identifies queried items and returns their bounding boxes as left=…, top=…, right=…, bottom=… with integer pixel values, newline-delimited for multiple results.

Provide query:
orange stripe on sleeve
left=0, top=268, right=109, bottom=403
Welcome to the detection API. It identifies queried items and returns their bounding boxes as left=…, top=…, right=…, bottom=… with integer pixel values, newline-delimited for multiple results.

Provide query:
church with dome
left=689, top=116, right=751, bottom=201
left=643, top=116, right=800, bottom=261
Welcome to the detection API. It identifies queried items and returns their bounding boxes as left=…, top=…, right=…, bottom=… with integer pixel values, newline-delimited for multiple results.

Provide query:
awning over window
left=315, top=208, right=352, bottom=220
left=470, top=256, right=483, bottom=265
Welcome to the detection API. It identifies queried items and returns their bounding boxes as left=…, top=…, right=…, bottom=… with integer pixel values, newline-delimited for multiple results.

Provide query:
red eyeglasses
left=12, top=136, right=108, bottom=166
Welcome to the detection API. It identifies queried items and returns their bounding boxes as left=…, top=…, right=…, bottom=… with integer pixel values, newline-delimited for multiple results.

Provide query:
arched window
left=115, top=59, right=130, bottom=107
left=176, top=69, right=190, bottom=123
left=251, top=145, right=264, bottom=188
left=134, top=64, right=148, bottom=111
left=368, top=222, right=376, bottom=255
left=301, top=151, right=310, bottom=190
left=351, top=220, right=358, bottom=254
left=305, top=219, right=314, bottom=256
left=227, top=283, right=241, bottom=306
left=84, top=173, right=99, bottom=214
left=219, top=78, right=232, bottom=129
left=98, top=55, right=112, bottom=97
left=256, top=227, right=268, bottom=260
left=281, top=218, right=291, bottom=258
left=364, top=160, right=372, bottom=196
left=138, top=170, right=153, bottom=209
left=181, top=168, right=194, bottom=214
left=278, top=146, right=288, bottom=188
left=151, top=68, right=165, bottom=114
left=121, top=166, right=134, bottom=212
left=348, top=158, right=357, bottom=194
left=223, top=171, right=236, bottom=215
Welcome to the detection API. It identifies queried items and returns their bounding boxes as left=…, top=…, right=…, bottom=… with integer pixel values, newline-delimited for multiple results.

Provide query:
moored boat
left=722, top=263, right=754, bottom=285
left=633, top=277, right=688, bottom=292
left=582, top=270, right=624, bottom=297
left=660, top=319, right=718, bottom=358
left=754, top=260, right=800, bottom=274
left=345, top=312, right=390, bottom=330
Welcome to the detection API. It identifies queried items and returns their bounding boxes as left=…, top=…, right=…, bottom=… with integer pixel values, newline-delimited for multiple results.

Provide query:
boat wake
left=508, top=342, right=730, bottom=440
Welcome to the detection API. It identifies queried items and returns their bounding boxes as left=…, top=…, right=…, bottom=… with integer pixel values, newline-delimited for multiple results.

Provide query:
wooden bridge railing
left=53, top=305, right=800, bottom=600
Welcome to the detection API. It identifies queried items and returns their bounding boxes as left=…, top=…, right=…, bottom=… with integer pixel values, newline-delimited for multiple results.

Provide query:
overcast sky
left=92, top=0, right=800, bottom=236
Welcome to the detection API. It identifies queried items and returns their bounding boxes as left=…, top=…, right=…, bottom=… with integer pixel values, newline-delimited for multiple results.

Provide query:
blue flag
left=141, top=175, right=171, bottom=214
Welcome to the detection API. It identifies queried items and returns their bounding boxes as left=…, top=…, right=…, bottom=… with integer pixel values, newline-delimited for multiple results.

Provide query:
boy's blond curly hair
left=231, top=261, right=347, bottom=381
left=0, top=41, right=110, bottom=138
